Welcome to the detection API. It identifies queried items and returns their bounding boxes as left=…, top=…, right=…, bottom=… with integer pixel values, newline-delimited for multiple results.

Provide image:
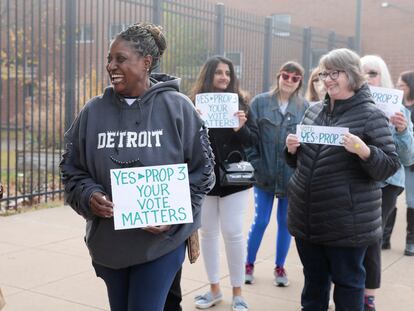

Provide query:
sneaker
left=245, top=263, right=255, bottom=284
left=232, top=296, right=249, bottom=311
left=405, top=243, right=414, bottom=256
left=364, top=295, right=376, bottom=311
left=273, top=266, right=289, bottom=287
left=194, top=291, right=223, bottom=309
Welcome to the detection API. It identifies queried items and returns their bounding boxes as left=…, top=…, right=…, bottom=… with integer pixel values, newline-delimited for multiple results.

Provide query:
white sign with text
left=369, top=86, right=403, bottom=118
left=297, top=124, right=349, bottom=146
left=110, top=164, right=193, bottom=230
left=195, top=92, right=239, bottom=128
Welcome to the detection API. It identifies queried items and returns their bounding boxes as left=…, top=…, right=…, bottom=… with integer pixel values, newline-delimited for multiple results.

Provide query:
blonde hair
left=305, top=67, right=323, bottom=102
left=360, top=55, right=394, bottom=88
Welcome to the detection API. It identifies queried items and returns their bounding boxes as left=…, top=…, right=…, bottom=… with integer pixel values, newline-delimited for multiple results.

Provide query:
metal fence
left=0, top=0, right=353, bottom=211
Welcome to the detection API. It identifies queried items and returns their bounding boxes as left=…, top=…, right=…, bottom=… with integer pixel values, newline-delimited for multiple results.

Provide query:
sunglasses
left=280, top=71, right=302, bottom=83
left=365, top=71, right=379, bottom=78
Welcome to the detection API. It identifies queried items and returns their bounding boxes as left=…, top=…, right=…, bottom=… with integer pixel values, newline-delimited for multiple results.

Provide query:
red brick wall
left=212, top=0, right=414, bottom=83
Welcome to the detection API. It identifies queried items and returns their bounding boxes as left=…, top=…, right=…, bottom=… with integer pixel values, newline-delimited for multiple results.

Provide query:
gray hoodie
left=60, top=74, right=215, bottom=269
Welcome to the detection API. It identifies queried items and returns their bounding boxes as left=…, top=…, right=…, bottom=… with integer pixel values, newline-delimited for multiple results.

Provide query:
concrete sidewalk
left=0, top=192, right=413, bottom=310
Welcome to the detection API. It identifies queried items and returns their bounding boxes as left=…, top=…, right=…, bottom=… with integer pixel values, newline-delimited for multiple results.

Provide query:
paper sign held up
left=297, top=124, right=349, bottom=146
left=110, top=164, right=193, bottom=230
left=195, top=92, right=239, bottom=128
left=369, top=86, right=403, bottom=118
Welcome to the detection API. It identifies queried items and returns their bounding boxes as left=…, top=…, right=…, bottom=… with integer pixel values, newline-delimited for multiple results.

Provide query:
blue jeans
left=93, top=243, right=185, bottom=311
left=246, top=186, right=291, bottom=266
left=295, top=238, right=367, bottom=311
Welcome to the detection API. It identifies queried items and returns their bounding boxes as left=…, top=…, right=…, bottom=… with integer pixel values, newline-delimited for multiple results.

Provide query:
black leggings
left=364, top=184, right=403, bottom=289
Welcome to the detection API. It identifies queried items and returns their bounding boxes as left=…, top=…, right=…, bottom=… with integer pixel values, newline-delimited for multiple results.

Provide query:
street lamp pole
left=355, top=0, right=362, bottom=53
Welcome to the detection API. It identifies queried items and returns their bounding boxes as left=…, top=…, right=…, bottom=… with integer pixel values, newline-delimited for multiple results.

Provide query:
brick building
left=213, top=0, right=414, bottom=83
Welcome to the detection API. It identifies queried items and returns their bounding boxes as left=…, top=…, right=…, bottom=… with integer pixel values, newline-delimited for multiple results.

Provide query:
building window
left=109, top=24, right=128, bottom=39
left=271, top=14, right=291, bottom=37
left=225, top=52, right=242, bottom=78
left=76, top=25, right=93, bottom=43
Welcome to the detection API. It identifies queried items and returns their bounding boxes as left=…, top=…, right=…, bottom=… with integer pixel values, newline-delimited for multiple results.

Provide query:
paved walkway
left=0, top=192, right=413, bottom=310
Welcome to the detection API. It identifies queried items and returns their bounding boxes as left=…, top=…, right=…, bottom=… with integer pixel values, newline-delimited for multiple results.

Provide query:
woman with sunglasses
left=360, top=55, right=414, bottom=311
left=244, top=61, right=308, bottom=287
left=285, top=48, right=400, bottom=310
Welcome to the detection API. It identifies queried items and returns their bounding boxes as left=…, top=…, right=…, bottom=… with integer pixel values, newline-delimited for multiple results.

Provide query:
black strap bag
left=219, top=151, right=255, bottom=187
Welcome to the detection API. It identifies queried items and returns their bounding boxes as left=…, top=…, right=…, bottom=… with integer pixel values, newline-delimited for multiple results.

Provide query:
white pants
left=200, top=190, right=249, bottom=287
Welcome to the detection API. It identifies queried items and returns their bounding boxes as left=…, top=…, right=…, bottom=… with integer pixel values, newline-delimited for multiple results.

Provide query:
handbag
left=219, top=151, right=255, bottom=187
left=186, top=230, right=200, bottom=264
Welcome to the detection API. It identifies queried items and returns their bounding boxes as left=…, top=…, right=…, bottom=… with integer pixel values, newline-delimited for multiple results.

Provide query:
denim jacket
left=245, top=91, right=308, bottom=196
left=384, top=106, right=414, bottom=188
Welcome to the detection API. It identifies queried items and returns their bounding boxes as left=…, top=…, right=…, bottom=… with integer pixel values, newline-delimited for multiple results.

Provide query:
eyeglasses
left=318, top=70, right=344, bottom=81
left=280, top=71, right=302, bottom=83
left=365, top=71, right=379, bottom=78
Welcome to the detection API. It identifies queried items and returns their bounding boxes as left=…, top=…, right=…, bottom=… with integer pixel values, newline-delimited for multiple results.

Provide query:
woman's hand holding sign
left=90, top=192, right=114, bottom=218
left=342, top=133, right=371, bottom=160
left=390, top=111, right=408, bottom=133
left=286, top=133, right=300, bottom=155
left=233, top=110, right=247, bottom=132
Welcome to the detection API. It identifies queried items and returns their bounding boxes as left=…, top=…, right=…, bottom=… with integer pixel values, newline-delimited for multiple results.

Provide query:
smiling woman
left=189, top=55, right=259, bottom=311
left=60, top=22, right=215, bottom=311
left=285, top=48, right=401, bottom=310
left=243, top=61, right=308, bottom=291
left=106, top=24, right=166, bottom=97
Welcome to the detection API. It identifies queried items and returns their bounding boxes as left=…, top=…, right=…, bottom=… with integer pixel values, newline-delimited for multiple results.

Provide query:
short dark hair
left=400, top=71, right=414, bottom=102
left=116, top=22, right=166, bottom=72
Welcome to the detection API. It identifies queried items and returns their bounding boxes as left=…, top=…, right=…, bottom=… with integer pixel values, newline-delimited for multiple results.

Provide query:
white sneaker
left=274, top=266, right=289, bottom=287
left=245, top=263, right=255, bottom=284
left=194, top=291, right=223, bottom=309
left=232, top=296, right=248, bottom=311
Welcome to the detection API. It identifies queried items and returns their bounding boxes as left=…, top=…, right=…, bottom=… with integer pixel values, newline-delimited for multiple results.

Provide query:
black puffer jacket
left=285, top=84, right=400, bottom=247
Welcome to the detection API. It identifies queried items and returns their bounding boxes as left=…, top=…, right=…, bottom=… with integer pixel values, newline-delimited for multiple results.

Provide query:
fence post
left=302, top=27, right=312, bottom=91
left=347, top=36, right=356, bottom=51
left=153, top=0, right=163, bottom=26
left=328, top=31, right=336, bottom=50
left=152, top=0, right=163, bottom=72
left=215, top=3, right=225, bottom=56
left=64, top=0, right=76, bottom=132
left=262, top=16, right=272, bottom=92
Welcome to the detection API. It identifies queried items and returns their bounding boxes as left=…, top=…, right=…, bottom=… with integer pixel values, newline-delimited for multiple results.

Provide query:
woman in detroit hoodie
left=60, top=23, right=215, bottom=311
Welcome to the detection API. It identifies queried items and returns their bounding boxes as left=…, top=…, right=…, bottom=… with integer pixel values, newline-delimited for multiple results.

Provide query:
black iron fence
left=0, top=0, right=353, bottom=211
